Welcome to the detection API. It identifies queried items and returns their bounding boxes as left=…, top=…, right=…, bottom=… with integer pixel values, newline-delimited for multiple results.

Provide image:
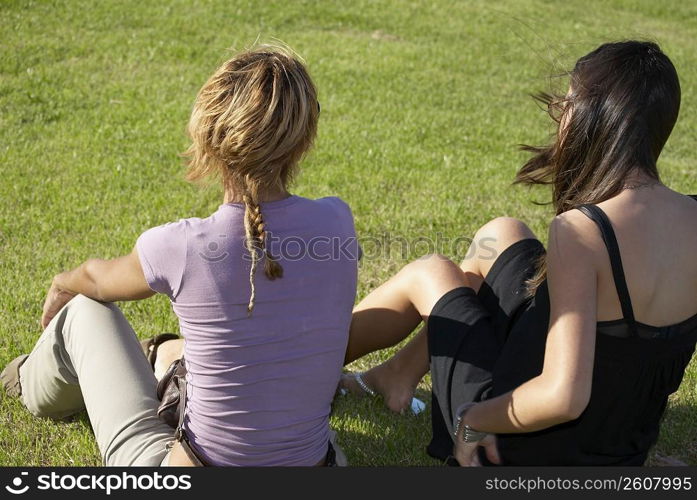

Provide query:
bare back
left=586, top=186, right=697, bottom=326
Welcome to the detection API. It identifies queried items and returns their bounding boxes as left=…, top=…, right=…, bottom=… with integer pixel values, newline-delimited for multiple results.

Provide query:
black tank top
left=492, top=197, right=697, bottom=465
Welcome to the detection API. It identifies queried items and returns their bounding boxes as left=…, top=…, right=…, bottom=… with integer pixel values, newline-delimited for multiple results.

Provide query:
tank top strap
left=577, top=204, right=638, bottom=335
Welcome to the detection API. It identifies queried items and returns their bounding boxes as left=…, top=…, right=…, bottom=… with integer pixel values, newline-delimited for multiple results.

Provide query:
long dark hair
left=517, top=40, right=681, bottom=291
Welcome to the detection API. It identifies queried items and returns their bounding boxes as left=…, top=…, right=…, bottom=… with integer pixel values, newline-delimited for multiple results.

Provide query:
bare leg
left=153, top=339, right=185, bottom=381
left=342, top=253, right=473, bottom=411
left=459, top=217, right=537, bottom=285
left=342, top=218, right=537, bottom=412
left=345, top=254, right=474, bottom=361
left=343, top=324, right=430, bottom=412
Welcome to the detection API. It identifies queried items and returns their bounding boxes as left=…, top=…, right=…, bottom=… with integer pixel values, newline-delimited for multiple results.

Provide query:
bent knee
left=400, top=254, right=461, bottom=284
left=464, top=218, right=537, bottom=275
left=474, top=218, right=536, bottom=252
left=475, top=217, right=533, bottom=241
left=408, top=253, right=455, bottom=272
left=70, top=293, right=109, bottom=308
left=68, top=294, right=119, bottom=317
left=63, top=295, right=126, bottom=337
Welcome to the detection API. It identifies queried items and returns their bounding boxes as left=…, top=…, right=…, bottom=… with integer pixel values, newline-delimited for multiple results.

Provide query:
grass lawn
left=1, top=0, right=696, bottom=466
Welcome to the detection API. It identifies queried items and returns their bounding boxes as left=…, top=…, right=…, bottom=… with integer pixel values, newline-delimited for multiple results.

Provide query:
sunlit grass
left=1, top=0, right=695, bottom=466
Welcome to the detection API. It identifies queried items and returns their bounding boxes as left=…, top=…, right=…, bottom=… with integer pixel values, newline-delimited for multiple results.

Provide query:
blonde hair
left=184, top=44, right=319, bottom=314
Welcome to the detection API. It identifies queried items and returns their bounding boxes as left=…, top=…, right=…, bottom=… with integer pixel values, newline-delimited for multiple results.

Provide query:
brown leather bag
left=156, top=357, right=212, bottom=466
left=156, top=357, right=187, bottom=428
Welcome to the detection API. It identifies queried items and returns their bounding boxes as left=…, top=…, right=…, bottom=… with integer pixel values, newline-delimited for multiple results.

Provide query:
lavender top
left=136, top=195, right=358, bottom=465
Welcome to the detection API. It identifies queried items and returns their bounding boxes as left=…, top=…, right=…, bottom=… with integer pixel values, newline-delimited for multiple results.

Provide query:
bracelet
left=453, top=403, right=488, bottom=444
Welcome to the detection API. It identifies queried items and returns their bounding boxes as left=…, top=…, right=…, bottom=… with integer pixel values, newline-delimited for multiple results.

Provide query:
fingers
left=40, top=286, right=77, bottom=330
left=41, top=308, right=55, bottom=329
left=41, top=305, right=52, bottom=329
left=41, top=298, right=59, bottom=330
left=455, top=435, right=501, bottom=467
left=41, top=298, right=58, bottom=329
left=453, top=441, right=467, bottom=466
left=485, top=442, right=502, bottom=464
left=454, top=441, right=478, bottom=466
left=41, top=289, right=55, bottom=329
left=484, top=435, right=502, bottom=464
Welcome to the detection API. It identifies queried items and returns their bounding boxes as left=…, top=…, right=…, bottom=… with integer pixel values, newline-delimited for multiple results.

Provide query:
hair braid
left=184, top=45, right=316, bottom=315
left=243, top=194, right=284, bottom=315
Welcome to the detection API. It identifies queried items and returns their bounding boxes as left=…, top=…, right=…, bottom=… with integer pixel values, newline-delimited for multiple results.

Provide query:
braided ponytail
left=184, top=45, right=318, bottom=315
left=243, top=194, right=284, bottom=314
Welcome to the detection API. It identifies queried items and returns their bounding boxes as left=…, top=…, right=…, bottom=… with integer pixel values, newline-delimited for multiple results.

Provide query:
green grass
left=1, top=0, right=696, bottom=466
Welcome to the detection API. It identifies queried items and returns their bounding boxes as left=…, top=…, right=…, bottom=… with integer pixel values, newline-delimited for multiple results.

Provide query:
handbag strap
left=173, top=356, right=188, bottom=440
left=172, top=358, right=211, bottom=466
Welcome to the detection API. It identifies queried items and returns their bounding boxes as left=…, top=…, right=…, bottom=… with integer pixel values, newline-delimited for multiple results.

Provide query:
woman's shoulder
left=549, top=209, right=601, bottom=249
left=287, top=196, right=356, bottom=237
left=311, top=195, right=353, bottom=213
left=286, top=195, right=354, bottom=219
left=546, top=209, right=609, bottom=274
left=139, top=211, right=227, bottom=249
left=140, top=217, right=190, bottom=239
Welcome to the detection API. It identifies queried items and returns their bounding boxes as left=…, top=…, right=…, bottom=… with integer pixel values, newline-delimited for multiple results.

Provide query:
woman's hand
left=41, top=278, right=77, bottom=329
left=454, top=433, right=501, bottom=466
left=38, top=248, right=155, bottom=330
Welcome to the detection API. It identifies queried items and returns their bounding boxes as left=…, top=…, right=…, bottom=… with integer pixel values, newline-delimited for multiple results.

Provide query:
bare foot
left=153, top=338, right=185, bottom=381
left=340, top=361, right=418, bottom=414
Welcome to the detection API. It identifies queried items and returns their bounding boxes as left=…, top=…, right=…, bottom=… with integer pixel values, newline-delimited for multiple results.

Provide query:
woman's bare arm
left=462, top=211, right=599, bottom=433
left=41, top=247, right=154, bottom=327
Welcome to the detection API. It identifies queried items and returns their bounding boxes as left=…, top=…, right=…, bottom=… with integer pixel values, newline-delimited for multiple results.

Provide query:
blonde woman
left=2, top=45, right=358, bottom=466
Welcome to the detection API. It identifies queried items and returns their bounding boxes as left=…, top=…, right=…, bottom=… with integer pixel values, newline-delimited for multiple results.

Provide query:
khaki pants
left=19, top=295, right=173, bottom=466
left=18, top=294, right=348, bottom=467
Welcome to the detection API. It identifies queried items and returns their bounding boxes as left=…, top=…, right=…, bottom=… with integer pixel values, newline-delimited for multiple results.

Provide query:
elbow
left=548, top=384, right=591, bottom=423
left=558, top=396, right=589, bottom=421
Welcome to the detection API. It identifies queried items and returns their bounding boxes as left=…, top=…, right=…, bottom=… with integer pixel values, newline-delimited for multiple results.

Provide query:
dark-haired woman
left=340, top=40, right=697, bottom=466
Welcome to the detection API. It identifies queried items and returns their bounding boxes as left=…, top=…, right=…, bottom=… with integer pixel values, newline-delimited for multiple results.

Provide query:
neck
left=224, top=187, right=291, bottom=204
left=622, top=170, right=661, bottom=191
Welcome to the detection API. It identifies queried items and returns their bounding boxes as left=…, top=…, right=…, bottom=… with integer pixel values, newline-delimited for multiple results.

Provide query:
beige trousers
left=19, top=295, right=173, bottom=466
